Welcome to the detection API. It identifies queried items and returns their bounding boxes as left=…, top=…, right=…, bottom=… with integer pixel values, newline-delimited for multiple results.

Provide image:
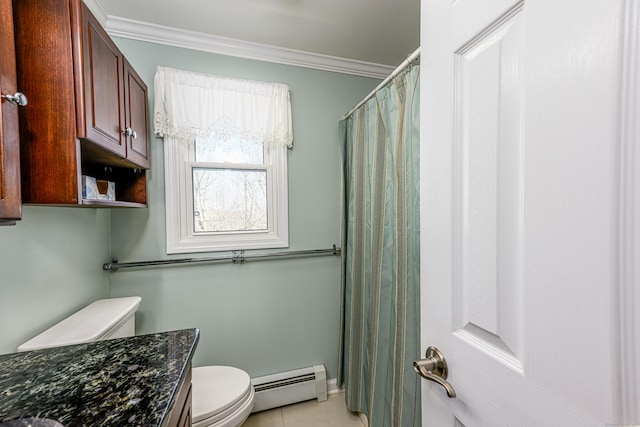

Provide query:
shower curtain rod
left=103, top=245, right=341, bottom=271
left=342, top=47, right=421, bottom=120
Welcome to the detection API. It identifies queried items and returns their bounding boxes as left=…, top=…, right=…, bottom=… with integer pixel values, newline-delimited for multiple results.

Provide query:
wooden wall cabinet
left=123, top=59, right=150, bottom=169
left=0, top=0, right=22, bottom=223
left=13, top=0, right=149, bottom=207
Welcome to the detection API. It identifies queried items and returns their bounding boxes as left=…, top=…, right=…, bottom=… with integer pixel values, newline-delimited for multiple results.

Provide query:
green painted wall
left=0, top=207, right=110, bottom=354
left=108, top=39, right=379, bottom=380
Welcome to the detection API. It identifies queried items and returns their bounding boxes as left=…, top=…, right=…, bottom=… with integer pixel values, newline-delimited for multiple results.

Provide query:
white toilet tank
left=17, top=296, right=142, bottom=352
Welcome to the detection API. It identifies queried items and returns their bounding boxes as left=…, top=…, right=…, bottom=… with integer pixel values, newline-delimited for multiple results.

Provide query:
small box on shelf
left=83, top=176, right=116, bottom=201
left=96, top=180, right=116, bottom=201
left=82, top=175, right=98, bottom=200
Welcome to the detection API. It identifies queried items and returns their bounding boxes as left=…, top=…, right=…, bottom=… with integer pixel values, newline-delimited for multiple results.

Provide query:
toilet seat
left=192, top=366, right=255, bottom=427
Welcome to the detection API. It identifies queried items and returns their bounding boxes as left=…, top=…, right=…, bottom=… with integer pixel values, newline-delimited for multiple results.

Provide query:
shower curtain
left=338, top=65, right=421, bottom=427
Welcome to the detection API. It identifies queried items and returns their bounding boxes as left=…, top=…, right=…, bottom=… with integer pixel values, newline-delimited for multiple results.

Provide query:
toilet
left=17, top=296, right=254, bottom=427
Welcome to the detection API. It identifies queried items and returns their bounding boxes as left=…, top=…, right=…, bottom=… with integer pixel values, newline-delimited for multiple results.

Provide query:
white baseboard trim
left=327, top=378, right=341, bottom=395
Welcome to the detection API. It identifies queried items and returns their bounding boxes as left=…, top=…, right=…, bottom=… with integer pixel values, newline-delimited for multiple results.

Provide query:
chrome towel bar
left=103, top=245, right=341, bottom=271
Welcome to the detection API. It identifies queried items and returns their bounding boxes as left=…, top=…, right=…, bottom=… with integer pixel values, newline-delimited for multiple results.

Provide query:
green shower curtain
left=338, top=65, right=421, bottom=427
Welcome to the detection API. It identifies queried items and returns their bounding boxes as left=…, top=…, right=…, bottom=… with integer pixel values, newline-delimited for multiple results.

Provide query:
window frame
left=164, top=137, right=289, bottom=254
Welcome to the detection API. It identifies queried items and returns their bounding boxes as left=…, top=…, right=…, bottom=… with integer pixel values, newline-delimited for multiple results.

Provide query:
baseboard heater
left=251, top=365, right=328, bottom=412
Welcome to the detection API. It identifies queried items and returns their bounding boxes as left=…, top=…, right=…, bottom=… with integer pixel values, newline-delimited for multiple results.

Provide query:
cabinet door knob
left=122, top=127, right=137, bottom=139
left=2, top=92, right=28, bottom=106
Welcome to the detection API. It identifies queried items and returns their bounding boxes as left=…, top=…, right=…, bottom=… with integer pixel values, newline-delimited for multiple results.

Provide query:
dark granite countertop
left=0, top=328, right=199, bottom=427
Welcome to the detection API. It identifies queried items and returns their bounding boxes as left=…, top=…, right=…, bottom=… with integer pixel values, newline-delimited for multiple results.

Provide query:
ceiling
left=89, top=0, right=420, bottom=76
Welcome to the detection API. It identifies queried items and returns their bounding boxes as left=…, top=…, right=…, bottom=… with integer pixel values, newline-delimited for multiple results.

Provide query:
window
left=192, top=133, right=267, bottom=233
left=154, top=67, right=292, bottom=254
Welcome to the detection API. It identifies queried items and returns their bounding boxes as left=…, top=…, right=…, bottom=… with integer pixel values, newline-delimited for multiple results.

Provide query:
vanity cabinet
left=12, top=0, right=149, bottom=207
left=166, top=366, right=193, bottom=427
left=0, top=0, right=21, bottom=223
left=0, top=329, right=200, bottom=426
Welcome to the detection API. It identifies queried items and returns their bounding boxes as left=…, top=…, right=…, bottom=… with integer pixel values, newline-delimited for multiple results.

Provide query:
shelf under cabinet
left=81, top=199, right=147, bottom=208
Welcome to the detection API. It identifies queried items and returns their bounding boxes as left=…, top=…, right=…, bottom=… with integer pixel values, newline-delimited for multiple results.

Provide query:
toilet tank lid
left=17, top=297, right=142, bottom=352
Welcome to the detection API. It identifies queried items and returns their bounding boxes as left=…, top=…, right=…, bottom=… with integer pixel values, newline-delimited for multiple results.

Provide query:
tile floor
left=243, top=392, right=366, bottom=427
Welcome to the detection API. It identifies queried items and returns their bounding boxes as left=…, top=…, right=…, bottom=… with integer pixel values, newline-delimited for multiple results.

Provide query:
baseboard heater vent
left=251, top=365, right=327, bottom=412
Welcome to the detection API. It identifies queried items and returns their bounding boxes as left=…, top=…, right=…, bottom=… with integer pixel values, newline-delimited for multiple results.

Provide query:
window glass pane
left=195, top=134, right=264, bottom=164
left=193, top=168, right=267, bottom=233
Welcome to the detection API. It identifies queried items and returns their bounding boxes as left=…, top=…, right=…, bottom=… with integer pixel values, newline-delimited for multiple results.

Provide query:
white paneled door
left=419, top=0, right=640, bottom=425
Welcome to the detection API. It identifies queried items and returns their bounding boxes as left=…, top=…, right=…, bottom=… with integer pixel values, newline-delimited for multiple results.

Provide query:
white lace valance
left=154, top=66, right=293, bottom=148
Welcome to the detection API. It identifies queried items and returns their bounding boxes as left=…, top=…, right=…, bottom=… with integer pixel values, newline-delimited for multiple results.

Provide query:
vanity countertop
left=0, top=328, right=199, bottom=426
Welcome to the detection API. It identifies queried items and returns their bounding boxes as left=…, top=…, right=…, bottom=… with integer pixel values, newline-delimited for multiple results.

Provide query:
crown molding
left=102, top=16, right=393, bottom=79
left=82, top=0, right=108, bottom=26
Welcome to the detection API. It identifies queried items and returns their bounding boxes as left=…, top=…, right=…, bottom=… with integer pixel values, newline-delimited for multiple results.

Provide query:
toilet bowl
left=17, top=297, right=254, bottom=427
left=192, top=366, right=254, bottom=427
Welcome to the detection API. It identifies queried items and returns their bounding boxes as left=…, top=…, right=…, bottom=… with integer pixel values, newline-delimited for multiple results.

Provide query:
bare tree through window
left=192, top=133, right=267, bottom=233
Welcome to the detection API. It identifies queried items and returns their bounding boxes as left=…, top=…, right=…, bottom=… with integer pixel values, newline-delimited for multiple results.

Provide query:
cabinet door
left=178, top=385, right=192, bottom=427
left=165, top=367, right=192, bottom=427
left=79, top=2, right=126, bottom=158
left=123, top=59, right=150, bottom=168
left=0, top=0, right=21, bottom=222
